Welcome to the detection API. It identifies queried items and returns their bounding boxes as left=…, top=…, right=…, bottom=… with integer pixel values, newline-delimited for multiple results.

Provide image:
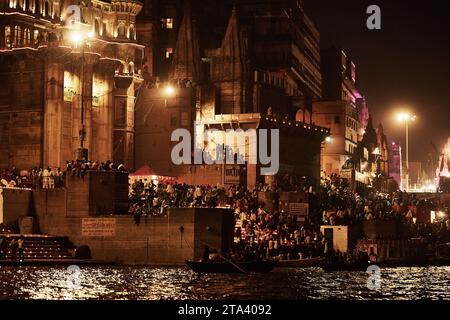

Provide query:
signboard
left=289, top=202, right=309, bottom=216
left=340, top=169, right=353, bottom=180
left=224, top=165, right=245, bottom=186
left=82, top=218, right=116, bottom=237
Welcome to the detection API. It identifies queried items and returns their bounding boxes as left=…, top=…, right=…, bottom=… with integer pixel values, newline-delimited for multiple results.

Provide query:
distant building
left=389, top=141, right=402, bottom=189
left=375, top=124, right=389, bottom=177
left=312, top=47, right=392, bottom=191
left=313, top=48, right=363, bottom=176
left=436, top=138, right=450, bottom=192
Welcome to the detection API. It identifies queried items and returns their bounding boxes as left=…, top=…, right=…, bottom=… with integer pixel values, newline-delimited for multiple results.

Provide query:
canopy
left=129, top=165, right=156, bottom=177
left=129, top=165, right=176, bottom=182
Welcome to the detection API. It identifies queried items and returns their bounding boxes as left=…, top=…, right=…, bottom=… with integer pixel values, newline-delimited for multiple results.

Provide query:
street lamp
left=162, top=84, right=176, bottom=107
left=396, top=112, right=416, bottom=192
left=70, top=30, right=93, bottom=161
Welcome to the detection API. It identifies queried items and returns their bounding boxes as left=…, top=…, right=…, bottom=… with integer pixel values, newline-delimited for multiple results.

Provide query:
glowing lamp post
left=162, top=84, right=176, bottom=107
left=70, top=30, right=94, bottom=161
left=396, top=112, right=416, bottom=192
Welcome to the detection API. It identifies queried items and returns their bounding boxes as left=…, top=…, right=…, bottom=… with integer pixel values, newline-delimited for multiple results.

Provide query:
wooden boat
left=274, top=257, right=324, bottom=268
left=185, top=259, right=276, bottom=273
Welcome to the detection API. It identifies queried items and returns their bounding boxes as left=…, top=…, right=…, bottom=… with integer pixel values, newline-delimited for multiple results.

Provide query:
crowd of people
left=0, top=160, right=127, bottom=190
left=317, top=173, right=411, bottom=226
left=128, top=176, right=324, bottom=259
left=128, top=172, right=449, bottom=261
left=0, top=167, right=64, bottom=189
left=65, top=159, right=127, bottom=179
left=1, top=160, right=448, bottom=262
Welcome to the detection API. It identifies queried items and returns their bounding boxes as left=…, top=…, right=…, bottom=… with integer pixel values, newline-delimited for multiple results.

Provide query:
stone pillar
left=43, top=61, right=64, bottom=168
left=113, top=74, right=136, bottom=170
left=79, top=55, right=96, bottom=160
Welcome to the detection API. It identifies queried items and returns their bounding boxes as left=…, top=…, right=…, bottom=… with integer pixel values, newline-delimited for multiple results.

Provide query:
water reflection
left=0, top=266, right=449, bottom=300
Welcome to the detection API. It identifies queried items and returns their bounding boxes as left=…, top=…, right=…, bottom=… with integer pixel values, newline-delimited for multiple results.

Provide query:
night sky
left=303, top=0, right=450, bottom=165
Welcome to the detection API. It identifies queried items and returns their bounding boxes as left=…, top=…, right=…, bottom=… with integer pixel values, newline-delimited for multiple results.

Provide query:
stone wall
left=33, top=195, right=234, bottom=265
left=362, top=220, right=398, bottom=239
left=0, top=188, right=33, bottom=227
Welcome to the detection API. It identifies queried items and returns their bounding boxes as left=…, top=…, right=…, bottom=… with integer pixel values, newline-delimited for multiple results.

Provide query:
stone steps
left=0, top=234, right=75, bottom=260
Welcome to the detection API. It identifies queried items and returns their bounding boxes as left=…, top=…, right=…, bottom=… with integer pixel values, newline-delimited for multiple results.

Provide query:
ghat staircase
left=0, top=234, right=74, bottom=260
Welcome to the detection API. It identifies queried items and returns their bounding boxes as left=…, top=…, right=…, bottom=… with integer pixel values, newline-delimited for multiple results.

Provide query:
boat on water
left=185, top=260, right=276, bottom=273
left=273, top=257, right=324, bottom=268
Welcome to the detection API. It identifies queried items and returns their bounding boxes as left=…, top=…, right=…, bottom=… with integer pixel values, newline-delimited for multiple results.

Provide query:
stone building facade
left=0, top=0, right=143, bottom=170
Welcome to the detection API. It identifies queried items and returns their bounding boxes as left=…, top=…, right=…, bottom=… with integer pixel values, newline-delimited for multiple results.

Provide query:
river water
left=0, top=266, right=449, bottom=300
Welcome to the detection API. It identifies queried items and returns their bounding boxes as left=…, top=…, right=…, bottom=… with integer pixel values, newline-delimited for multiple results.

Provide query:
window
left=94, top=19, right=100, bottom=35
left=117, top=24, right=126, bottom=37
left=129, top=25, right=135, bottom=40
left=102, top=22, right=107, bottom=36
left=181, top=111, right=189, bottom=126
left=44, top=0, right=49, bottom=17
left=5, top=26, right=11, bottom=48
left=33, top=29, right=39, bottom=46
left=24, top=28, right=30, bottom=45
left=165, top=47, right=173, bottom=59
left=161, top=18, right=174, bottom=29
left=14, top=25, right=21, bottom=47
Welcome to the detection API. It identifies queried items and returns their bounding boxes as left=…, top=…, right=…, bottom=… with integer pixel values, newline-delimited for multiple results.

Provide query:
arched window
left=117, top=24, right=125, bottom=37
left=14, top=25, right=21, bottom=47
left=4, top=26, right=11, bottom=48
left=129, top=62, right=134, bottom=74
left=94, top=19, right=100, bottom=35
left=24, top=28, right=31, bottom=45
left=33, top=29, right=39, bottom=46
left=44, top=0, right=49, bottom=17
left=102, top=22, right=107, bottom=36
left=128, top=25, right=135, bottom=40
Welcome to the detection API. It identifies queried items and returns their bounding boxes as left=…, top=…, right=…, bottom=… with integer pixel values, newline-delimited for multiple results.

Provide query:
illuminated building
left=313, top=48, right=364, bottom=176
left=0, top=0, right=143, bottom=169
left=437, top=138, right=450, bottom=192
